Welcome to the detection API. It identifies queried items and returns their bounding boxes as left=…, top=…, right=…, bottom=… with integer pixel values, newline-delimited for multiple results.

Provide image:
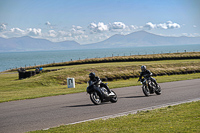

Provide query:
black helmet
left=89, top=72, right=95, bottom=80
left=141, top=65, right=146, bottom=72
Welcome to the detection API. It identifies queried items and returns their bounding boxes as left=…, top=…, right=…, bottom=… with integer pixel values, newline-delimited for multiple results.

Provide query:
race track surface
left=0, top=79, right=200, bottom=133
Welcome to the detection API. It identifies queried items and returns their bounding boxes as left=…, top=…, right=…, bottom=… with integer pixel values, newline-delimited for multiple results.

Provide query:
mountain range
left=0, top=36, right=80, bottom=52
left=0, top=31, right=200, bottom=52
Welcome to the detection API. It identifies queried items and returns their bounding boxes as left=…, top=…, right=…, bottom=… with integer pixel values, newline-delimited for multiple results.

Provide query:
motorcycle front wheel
left=155, top=85, right=161, bottom=95
left=90, top=92, right=102, bottom=105
left=110, top=90, right=118, bottom=103
left=142, top=85, right=150, bottom=96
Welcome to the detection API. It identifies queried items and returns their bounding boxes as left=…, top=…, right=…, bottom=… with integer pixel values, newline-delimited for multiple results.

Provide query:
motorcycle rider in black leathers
left=138, top=65, right=158, bottom=92
left=88, top=72, right=114, bottom=96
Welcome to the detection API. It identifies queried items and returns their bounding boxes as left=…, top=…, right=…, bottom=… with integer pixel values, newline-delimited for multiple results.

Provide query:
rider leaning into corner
left=88, top=72, right=115, bottom=96
left=138, top=65, right=158, bottom=87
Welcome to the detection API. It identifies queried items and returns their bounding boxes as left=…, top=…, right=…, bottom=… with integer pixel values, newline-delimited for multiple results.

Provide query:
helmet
left=141, top=65, right=146, bottom=72
left=89, top=72, right=95, bottom=80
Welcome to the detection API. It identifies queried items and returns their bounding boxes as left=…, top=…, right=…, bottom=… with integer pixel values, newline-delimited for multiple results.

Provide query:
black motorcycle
left=139, top=74, right=161, bottom=96
left=86, top=81, right=118, bottom=105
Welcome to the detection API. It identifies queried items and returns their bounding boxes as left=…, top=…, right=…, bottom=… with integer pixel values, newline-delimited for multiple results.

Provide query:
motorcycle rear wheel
left=142, top=85, right=150, bottom=96
left=110, top=90, right=118, bottom=103
left=90, top=92, right=102, bottom=105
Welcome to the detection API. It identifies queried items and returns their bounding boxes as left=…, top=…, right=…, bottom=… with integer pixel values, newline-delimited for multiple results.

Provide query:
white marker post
left=67, top=78, right=75, bottom=88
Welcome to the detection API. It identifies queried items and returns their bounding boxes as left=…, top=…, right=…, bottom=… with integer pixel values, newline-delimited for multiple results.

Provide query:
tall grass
left=31, top=59, right=200, bottom=84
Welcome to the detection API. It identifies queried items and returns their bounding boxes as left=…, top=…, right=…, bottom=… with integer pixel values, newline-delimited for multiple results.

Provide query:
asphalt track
left=0, top=79, right=200, bottom=133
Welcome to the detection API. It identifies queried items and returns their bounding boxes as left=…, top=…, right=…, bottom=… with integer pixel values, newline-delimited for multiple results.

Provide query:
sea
left=0, top=44, right=200, bottom=72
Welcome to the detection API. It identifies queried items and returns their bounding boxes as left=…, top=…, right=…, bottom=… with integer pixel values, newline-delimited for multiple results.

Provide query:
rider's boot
left=109, top=91, right=115, bottom=96
left=106, top=87, right=115, bottom=96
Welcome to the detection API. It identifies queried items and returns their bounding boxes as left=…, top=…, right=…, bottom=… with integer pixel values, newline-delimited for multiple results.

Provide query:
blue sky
left=0, top=0, right=199, bottom=44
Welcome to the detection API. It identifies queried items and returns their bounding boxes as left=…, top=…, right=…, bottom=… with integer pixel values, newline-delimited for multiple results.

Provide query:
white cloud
left=45, top=21, right=55, bottom=29
left=0, top=20, right=186, bottom=44
left=157, top=23, right=168, bottom=29
left=144, top=22, right=157, bottom=30
left=0, top=21, right=139, bottom=44
left=43, top=26, right=88, bottom=43
left=71, top=25, right=85, bottom=36
left=97, top=22, right=108, bottom=32
left=72, top=25, right=82, bottom=30
left=71, top=28, right=85, bottom=35
left=1, top=27, right=26, bottom=38
left=27, top=28, right=42, bottom=36
left=88, top=22, right=132, bottom=34
left=144, top=21, right=181, bottom=30
left=45, top=21, right=51, bottom=26
left=57, top=31, right=72, bottom=37
left=10, top=28, right=25, bottom=34
left=0, top=24, right=7, bottom=31
left=88, top=23, right=97, bottom=30
left=88, top=22, right=108, bottom=33
left=48, top=30, right=57, bottom=37
left=129, top=25, right=138, bottom=30
left=166, top=21, right=180, bottom=29
left=182, top=33, right=200, bottom=37
left=109, top=22, right=126, bottom=30
left=0, top=27, right=43, bottom=38
left=10, top=28, right=26, bottom=37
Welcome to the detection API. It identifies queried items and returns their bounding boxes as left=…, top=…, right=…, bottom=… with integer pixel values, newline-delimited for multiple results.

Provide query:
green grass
left=29, top=100, right=200, bottom=133
left=0, top=58, right=200, bottom=103
left=1, top=52, right=199, bottom=132
left=0, top=71, right=200, bottom=103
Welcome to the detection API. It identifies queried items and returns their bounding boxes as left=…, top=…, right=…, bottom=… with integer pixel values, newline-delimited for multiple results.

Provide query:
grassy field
left=0, top=56, right=200, bottom=103
left=29, top=100, right=200, bottom=133
left=1, top=52, right=199, bottom=132
left=1, top=72, right=200, bottom=103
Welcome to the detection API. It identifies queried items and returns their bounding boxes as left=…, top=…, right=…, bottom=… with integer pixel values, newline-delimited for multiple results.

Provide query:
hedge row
left=48, top=52, right=200, bottom=67
left=100, top=69, right=200, bottom=82
left=8, top=52, right=200, bottom=72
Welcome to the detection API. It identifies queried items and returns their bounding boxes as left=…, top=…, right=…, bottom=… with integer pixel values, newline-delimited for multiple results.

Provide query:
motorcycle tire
left=90, top=91, right=102, bottom=105
left=110, top=90, right=118, bottom=103
left=155, top=85, right=161, bottom=95
left=142, top=85, right=150, bottom=96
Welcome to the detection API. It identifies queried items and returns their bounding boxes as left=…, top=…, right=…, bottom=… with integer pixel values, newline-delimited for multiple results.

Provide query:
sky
left=0, top=0, right=200, bottom=44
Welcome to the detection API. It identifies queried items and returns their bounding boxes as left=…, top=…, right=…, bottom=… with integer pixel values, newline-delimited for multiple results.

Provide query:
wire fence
left=1, top=49, right=200, bottom=72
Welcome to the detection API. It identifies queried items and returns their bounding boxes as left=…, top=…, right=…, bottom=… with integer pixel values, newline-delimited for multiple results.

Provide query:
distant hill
left=84, top=31, right=200, bottom=48
left=0, top=31, right=200, bottom=52
left=0, top=36, right=81, bottom=52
